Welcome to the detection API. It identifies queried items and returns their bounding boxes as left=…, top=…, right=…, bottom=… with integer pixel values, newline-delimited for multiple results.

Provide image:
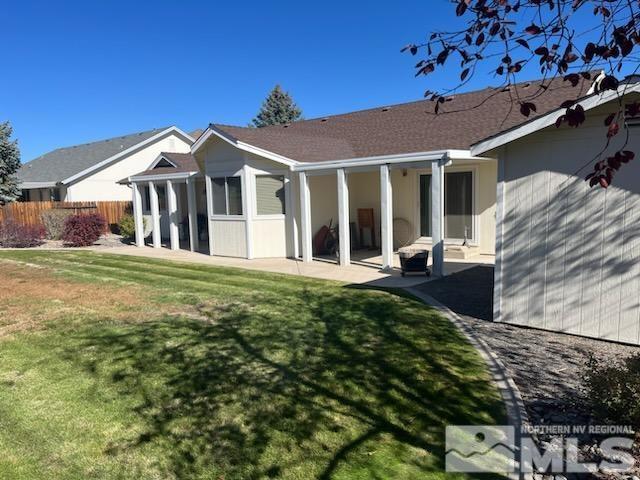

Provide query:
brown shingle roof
left=213, top=75, right=597, bottom=163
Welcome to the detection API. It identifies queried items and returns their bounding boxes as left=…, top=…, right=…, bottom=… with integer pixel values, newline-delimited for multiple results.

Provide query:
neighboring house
left=471, top=78, right=640, bottom=345
left=127, top=75, right=594, bottom=279
left=18, top=126, right=195, bottom=202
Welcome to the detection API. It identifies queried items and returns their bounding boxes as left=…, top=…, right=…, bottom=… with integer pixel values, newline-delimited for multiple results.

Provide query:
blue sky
left=1, top=0, right=600, bottom=161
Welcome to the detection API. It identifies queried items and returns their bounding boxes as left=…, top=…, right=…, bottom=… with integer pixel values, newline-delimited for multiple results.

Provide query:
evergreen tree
left=251, top=85, right=302, bottom=127
left=0, top=122, right=21, bottom=205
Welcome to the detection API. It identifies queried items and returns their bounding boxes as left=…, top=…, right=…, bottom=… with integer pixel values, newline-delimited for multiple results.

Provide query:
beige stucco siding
left=66, top=133, right=191, bottom=201
left=496, top=104, right=640, bottom=344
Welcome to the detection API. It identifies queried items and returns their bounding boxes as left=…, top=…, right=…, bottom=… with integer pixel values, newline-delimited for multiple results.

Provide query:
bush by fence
left=0, top=201, right=131, bottom=232
left=0, top=220, right=45, bottom=248
left=62, top=213, right=107, bottom=247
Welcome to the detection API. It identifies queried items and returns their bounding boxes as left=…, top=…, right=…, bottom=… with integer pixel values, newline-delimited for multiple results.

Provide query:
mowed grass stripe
left=17, top=258, right=280, bottom=304
left=1, top=251, right=331, bottom=298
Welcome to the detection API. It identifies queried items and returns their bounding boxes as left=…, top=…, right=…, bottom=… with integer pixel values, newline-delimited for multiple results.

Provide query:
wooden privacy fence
left=0, top=201, right=132, bottom=231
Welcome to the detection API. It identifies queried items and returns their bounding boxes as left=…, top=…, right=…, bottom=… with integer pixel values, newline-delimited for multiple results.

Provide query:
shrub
left=118, top=214, right=146, bottom=239
left=584, top=353, right=640, bottom=429
left=62, top=213, right=106, bottom=247
left=41, top=209, right=73, bottom=240
left=0, top=220, right=45, bottom=247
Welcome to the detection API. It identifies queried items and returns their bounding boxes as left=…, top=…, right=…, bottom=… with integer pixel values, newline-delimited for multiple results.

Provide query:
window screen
left=212, top=178, right=227, bottom=215
left=419, top=171, right=473, bottom=240
left=227, top=177, right=243, bottom=215
left=211, top=176, right=243, bottom=216
left=256, top=175, right=285, bottom=215
left=445, top=172, right=472, bottom=239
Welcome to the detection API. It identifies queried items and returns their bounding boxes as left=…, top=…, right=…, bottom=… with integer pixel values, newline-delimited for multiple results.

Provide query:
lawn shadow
left=64, top=286, right=505, bottom=479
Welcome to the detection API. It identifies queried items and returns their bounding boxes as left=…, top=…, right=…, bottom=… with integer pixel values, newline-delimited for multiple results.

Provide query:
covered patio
left=297, top=150, right=496, bottom=277
left=126, top=152, right=209, bottom=255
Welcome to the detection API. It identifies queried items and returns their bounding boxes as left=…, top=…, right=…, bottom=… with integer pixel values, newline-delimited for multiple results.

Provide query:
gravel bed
left=26, top=233, right=130, bottom=249
left=414, top=265, right=640, bottom=478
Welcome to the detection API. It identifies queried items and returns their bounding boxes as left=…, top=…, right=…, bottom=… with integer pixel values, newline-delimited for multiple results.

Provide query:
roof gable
left=18, top=126, right=194, bottom=185
left=471, top=81, right=640, bottom=156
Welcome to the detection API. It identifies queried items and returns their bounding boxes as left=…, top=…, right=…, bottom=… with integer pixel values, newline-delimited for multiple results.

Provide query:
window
left=419, top=171, right=473, bottom=241
left=255, top=175, right=285, bottom=215
left=49, top=188, right=61, bottom=202
left=212, top=176, right=243, bottom=215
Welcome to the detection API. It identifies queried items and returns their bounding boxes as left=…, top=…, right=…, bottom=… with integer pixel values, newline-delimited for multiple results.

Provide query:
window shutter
left=256, top=176, right=285, bottom=215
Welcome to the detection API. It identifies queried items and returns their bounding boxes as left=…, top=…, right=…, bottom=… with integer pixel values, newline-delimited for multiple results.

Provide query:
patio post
left=186, top=177, right=199, bottom=252
left=431, top=158, right=445, bottom=276
left=166, top=180, right=179, bottom=251
left=337, top=168, right=351, bottom=266
left=299, top=171, right=312, bottom=262
left=380, top=164, right=393, bottom=271
left=132, top=182, right=145, bottom=248
left=285, top=174, right=299, bottom=259
left=148, top=181, right=161, bottom=248
left=205, top=174, right=214, bottom=256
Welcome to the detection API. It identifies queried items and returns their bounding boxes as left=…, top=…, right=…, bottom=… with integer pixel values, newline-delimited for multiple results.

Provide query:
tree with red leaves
left=403, top=0, right=640, bottom=188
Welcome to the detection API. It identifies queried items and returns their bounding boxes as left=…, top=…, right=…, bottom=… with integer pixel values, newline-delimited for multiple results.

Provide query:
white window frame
left=414, top=165, right=479, bottom=246
left=209, top=171, right=245, bottom=219
left=252, top=169, right=288, bottom=220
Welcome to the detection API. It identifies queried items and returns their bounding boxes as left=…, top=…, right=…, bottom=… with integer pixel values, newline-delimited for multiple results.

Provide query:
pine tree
left=0, top=121, right=21, bottom=205
left=251, top=85, right=302, bottom=127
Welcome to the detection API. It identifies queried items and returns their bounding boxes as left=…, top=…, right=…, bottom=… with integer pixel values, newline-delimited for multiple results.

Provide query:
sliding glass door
left=419, top=171, right=473, bottom=241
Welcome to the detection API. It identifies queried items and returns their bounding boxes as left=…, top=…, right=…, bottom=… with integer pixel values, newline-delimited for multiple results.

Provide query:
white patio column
left=166, top=180, right=179, bottom=251
left=186, top=177, right=199, bottom=252
left=380, top=164, right=393, bottom=271
left=242, top=164, right=254, bottom=260
left=205, top=174, right=214, bottom=255
left=285, top=174, right=299, bottom=259
left=337, top=168, right=350, bottom=266
left=431, top=159, right=445, bottom=277
left=149, top=181, right=161, bottom=248
left=298, top=171, right=312, bottom=262
left=132, top=182, right=145, bottom=248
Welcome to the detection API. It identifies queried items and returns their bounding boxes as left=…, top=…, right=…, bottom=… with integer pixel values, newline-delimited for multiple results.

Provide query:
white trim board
left=129, top=171, right=200, bottom=183
left=61, top=126, right=195, bottom=185
left=20, top=182, right=57, bottom=189
left=471, top=82, right=640, bottom=156
left=293, top=149, right=492, bottom=172
left=191, top=126, right=298, bottom=168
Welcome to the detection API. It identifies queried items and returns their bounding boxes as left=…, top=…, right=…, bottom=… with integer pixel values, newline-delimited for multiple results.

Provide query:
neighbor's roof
left=132, top=152, right=200, bottom=178
left=19, top=127, right=191, bottom=185
left=210, top=75, right=598, bottom=163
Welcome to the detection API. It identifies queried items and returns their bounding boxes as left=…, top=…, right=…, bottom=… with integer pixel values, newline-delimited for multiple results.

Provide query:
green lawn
left=0, top=251, right=505, bottom=480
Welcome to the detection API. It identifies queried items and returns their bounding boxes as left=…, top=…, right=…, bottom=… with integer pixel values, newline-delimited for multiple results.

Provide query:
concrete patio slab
left=91, top=245, right=494, bottom=288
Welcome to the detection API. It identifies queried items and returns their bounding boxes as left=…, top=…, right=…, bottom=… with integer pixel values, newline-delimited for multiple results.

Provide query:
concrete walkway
left=91, top=244, right=494, bottom=288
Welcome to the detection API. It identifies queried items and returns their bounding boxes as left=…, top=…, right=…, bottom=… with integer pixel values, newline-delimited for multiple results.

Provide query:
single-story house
left=124, top=75, right=595, bottom=278
left=18, top=126, right=196, bottom=202
left=471, top=77, right=640, bottom=345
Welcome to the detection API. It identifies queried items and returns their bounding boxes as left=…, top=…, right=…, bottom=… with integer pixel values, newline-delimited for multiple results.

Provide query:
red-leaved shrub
left=62, top=213, right=106, bottom=247
left=0, top=220, right=45, bottom=248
